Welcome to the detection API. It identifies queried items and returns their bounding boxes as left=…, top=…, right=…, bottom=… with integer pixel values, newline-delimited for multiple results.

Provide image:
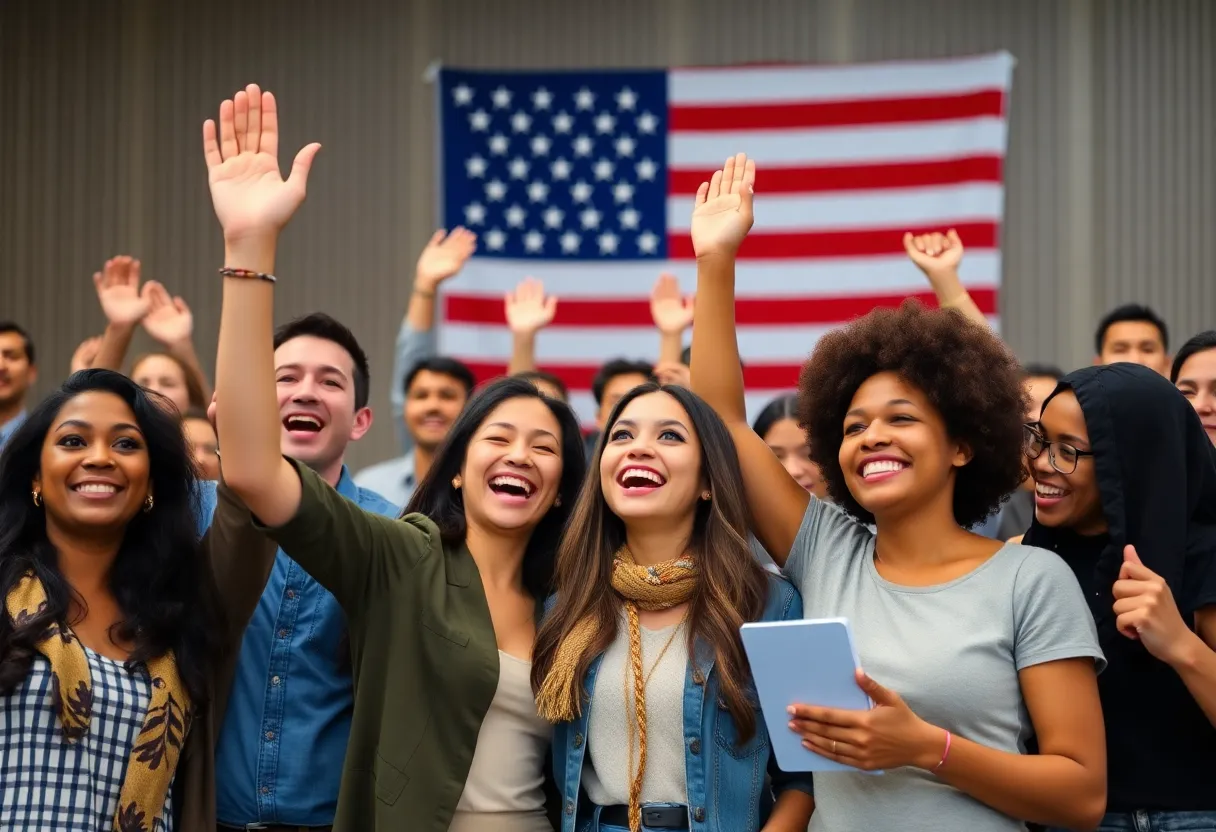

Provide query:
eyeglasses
left=1023, top=424, right=1094, bottom=475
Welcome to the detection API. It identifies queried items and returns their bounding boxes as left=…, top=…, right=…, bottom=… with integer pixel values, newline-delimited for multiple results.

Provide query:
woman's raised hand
left=690, top=152, right=755, bottom=261
left=202, top=83, right=321, bottom=244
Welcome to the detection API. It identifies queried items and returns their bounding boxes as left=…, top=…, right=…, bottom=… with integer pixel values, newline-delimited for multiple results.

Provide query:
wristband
left=219, top=267, right=276, bottom=283
left=934, top=730, right=952, bottom=771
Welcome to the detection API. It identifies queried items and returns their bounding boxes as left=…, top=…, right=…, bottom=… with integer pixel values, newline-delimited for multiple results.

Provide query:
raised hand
left=650, top=273, right=694, bottom=334
left=788, top=669, right=946, bottom=772
left=202, top=83, right=321, bottom=243
left=505, top=277, right=557, bottom=335
left=654, top=360, right=691, bottom=389
left=1113, top=544, right=1196, bottom=665
left=904, top=229, right=964, bottom=279
left=70, top=335, right=103, bottom=373
left=93, top=256, right=150, bottom=326
left=416, top=227, right=477, bottom=292
left=142, top=281, right=194, bottom=346
left=690, top=153, right=755, bottom=260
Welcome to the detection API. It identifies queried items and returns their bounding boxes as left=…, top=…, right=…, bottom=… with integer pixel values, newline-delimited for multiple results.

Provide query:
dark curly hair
left=0, top=369, right=221, bottom=706
left=797, top=300, right=1026, bottom=528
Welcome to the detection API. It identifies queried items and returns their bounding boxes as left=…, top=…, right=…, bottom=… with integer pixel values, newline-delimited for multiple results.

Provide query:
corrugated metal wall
left=2, top=0, right=1212, bottom=470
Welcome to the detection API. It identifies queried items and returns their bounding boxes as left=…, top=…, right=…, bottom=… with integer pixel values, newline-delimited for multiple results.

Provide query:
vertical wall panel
left=1, top=0, right=1213, bottom=470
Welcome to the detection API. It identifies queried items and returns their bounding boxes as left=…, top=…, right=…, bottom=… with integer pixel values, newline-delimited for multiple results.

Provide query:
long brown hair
left=131, top=352, right=208, bottom=412
left=531, top=383, right=769, bottom=740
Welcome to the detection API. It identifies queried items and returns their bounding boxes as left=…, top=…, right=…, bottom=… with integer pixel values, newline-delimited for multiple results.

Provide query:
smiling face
left=33, top=390, right=151, bottom=534
left=0, top=329, right=36, bottom=412
left=600, top=391, right=704, bottom=524
left=274, top=335, right=371, bottom=479
left=132, top=354, right=191, bottom=415
left=763, top=416, right=826, bottom=499
left=838, top=372, right=969, bottom=522
left=1030, top=390, right=1106, bottom=534
left=1176, top=347, right=1216, bottom=445
left=461, top=396, right=564, bottom=535
left=406, top=370, right=469, bottom=451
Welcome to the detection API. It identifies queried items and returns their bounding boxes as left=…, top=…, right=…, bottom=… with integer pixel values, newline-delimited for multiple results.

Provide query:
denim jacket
left=549, top=573, right=813, bottom=832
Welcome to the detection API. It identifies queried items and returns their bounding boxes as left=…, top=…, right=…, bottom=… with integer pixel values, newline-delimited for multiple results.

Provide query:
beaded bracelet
left=219, top=267, right=276, bottom=283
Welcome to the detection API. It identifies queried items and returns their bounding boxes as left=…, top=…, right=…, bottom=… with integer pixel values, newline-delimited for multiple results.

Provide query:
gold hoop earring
left=144, top=495, right=154, bottom=513
left=31, top=489, right=42, bottom=507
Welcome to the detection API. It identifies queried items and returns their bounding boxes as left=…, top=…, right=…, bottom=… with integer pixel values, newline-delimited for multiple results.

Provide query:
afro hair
left=797, top=299, right=1027, bottom=528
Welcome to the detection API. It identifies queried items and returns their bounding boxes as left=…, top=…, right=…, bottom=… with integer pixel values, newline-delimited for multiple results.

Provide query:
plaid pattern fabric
left=0, top=646, right=174, bottom=831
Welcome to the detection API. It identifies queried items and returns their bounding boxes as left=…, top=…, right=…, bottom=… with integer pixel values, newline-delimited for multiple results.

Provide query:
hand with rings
left=787, top=669, right=948, bottom=772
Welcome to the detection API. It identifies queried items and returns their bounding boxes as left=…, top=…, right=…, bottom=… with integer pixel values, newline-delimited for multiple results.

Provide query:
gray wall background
left=2, top=0, right=1213, bottom=471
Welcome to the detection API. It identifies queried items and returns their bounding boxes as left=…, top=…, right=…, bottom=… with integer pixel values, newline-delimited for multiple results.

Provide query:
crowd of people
left=0, top=83, right=1213, bottom=832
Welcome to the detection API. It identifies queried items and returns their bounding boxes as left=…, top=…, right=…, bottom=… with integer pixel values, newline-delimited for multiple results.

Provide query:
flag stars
left=505, top=204, right=527, bottom=228
left=531, top=87, right=553, bottom=110
left=552, top=111, right=574, bottom=134
left=573, top=135, right=594, bottom=157
left=574, top=87, right=596, bottom=111
left=637, top=111, right=659, bottom=134
left=485, top=228, right=507, bottom=251
left=580, top=207, right=602, bottom=230
left=615, top=87, right=638, bottom=111
left=637, top=230, right=660, bottom=254
left=619, top=208, right=640, bottom=230
left=612, top=181, right=635, bottom=204
left=469, top=109, right=491, bottom=132
left=593, top=158, right=615, bottom=181
left=598, top=231, right=620, bottom=255
left=530, top=134, right=552, bottom=156
left=511, top=111, right=533, bottom=133
left=453, top=84, right=474, bottom=106
left=614, top=135, right=636, bottom=157
left=543, top=206, right=565, bottom=229
left=635, top=157, right=658, bottom=181
left=551, top=158, right=573, bottom=180
left=491, top=86, right=513, bottom=109
left=489, top=134, right=510, bottom=155
left=485, top=179, right=507, bottom=201
left=560, top=230, right=581, bottom=254
left=594, top=112, right=616, bottom=135
left=508, top=157, right=530, bottom=180
left=465, top=155, right=488, bottom=178
left=527, top=180, right=550, bottom=203
left=523, top=230, right=545, bottom=252
left=464, top=202, right=486, bottom=225
left=570, top=181, right=593, bottom=203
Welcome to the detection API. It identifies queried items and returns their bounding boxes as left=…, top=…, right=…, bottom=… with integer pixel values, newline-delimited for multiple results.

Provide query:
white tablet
left=740, top=617, right=882, bottom=774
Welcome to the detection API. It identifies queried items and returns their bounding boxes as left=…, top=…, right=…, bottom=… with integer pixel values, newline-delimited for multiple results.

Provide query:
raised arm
left=91, top=256, right=150, bottom=372
left=204, top=83, right=320, bottom=527
left=505, top=276, right=556, bottom=374
left=141, top=281, right=214, bottom=404
left=903, top=230, right=989, bottom=328
left=688, top=154, right=809, bottom=562
left=650, top=273, right=693, bottom=365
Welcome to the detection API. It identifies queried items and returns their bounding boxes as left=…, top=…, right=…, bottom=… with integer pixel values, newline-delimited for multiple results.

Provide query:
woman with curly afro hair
left=687, top=154, right=1107, bottom=832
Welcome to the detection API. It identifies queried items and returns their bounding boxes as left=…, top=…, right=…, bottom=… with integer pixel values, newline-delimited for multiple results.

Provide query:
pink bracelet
left=934, top=730, right=952, bottom=771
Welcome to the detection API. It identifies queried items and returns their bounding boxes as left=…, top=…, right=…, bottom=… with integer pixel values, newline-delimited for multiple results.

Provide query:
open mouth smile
left=616, top=465, right=667, bottom=495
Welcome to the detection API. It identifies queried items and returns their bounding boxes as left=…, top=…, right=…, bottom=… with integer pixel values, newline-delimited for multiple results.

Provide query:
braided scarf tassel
left=624, top=601, right=648, bottom=832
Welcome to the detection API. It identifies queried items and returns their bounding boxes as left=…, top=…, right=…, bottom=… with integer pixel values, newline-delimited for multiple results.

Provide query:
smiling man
left=196, top=312, right=399, bottom=832
left=0, top=321, right=38, bottom=451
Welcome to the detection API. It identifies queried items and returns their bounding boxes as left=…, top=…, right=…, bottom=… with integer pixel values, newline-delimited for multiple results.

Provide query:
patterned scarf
left=536, top=546, right=697, bottom=832
left=5, top=572, right=192, bottom=832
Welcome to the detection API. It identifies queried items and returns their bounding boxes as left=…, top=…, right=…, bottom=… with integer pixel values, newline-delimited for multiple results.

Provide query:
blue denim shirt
left=0, top=409, right=27, bottom=451
left=195, top=469, right=399, bottom=826
left=550, top=573, right=813, bottom=832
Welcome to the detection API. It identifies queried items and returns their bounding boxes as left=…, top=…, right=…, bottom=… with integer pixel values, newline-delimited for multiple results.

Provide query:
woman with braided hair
left=533, top=382, right=814, bottom=832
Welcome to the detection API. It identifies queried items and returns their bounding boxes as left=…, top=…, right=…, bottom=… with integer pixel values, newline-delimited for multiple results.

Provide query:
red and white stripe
left=440, top=52, right=1014, bottom=427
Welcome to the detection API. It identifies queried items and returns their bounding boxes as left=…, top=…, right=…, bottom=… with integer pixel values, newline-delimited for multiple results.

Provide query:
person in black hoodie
left=1023, top=363, right=1216, bottom=832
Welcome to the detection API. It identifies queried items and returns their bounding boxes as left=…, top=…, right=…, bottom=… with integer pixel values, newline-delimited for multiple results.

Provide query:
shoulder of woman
left=760, top=571, right=803, bottom=617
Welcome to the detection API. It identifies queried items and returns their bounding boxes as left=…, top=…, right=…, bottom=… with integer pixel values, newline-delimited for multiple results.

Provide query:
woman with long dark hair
left=752, top=394, right=826, bottom=500
left=1172, top=330, right=1216, bottom=446
left=0, top=369, right=274, bottom=832
left=1023, top=363, right=1216, bottom=832
left=533, top=382, right=814, bottom=832
left=204, top=82, right=586, bottom=831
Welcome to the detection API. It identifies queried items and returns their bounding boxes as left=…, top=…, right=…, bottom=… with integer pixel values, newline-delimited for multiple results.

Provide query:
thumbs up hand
left=1113, top=545, right=1194, bottom=665
left=786, top=668, right=947, bottom=772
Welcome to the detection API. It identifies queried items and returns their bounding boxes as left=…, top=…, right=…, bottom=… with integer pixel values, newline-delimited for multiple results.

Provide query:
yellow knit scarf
left=536, top=546, right=697, bottom=832
left=5, top=572, right=192, bottom=832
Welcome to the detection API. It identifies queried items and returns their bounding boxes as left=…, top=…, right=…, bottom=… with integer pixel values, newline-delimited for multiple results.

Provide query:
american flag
left=436, top=53, right=1014, bottom=425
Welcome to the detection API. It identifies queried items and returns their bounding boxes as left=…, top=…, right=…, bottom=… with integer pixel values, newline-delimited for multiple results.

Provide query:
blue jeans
left=1051, top=811, right=1216, bottom=832
left=579, top=803, right=689, bottom=832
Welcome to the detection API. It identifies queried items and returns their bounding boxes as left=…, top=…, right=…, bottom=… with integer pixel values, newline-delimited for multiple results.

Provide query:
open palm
left=93, top=256, right=150, bottom=325
left=690, top=153, right=756, bottom=259
left=142, top=281, right=194, bottom=346
left=650, top=273, right=694, bottom=334
left=203, top=84, right=321, bottom=241
left=417, top=227, right=478, bottom=290
left=505, top=277, right=557, bottom=334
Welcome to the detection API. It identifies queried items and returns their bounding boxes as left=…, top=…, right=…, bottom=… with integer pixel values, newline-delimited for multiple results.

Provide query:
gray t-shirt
left=784, top=497, right=1104, bottom=832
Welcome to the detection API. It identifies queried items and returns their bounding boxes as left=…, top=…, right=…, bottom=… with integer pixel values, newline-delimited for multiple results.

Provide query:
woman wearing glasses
left=1023, top=363, right=1216, bottom=832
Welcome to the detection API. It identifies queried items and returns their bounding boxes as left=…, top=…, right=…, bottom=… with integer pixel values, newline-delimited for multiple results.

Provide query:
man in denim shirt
left=197, top=313, right=398, bottom=831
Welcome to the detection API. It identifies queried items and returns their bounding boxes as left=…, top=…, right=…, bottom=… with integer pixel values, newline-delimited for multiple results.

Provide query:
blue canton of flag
left=439, top=69, right=668, bottom=260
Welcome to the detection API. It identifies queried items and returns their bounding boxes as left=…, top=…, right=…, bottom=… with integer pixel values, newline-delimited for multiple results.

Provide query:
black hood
left=1024, top=363, right=1216, bottom=596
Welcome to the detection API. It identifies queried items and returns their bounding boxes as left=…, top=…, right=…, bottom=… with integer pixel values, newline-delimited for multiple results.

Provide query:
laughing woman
left=204, top=84, right=585, bottom=831
left=688, top=154, right=1107, bottom=832
left=533, top=383, right=815, bottom=832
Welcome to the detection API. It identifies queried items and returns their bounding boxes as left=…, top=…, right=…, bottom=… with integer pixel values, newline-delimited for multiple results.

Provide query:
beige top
left=451, top=651, right=551, bottom=831
left=582, top=618, right=690, bottom=807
